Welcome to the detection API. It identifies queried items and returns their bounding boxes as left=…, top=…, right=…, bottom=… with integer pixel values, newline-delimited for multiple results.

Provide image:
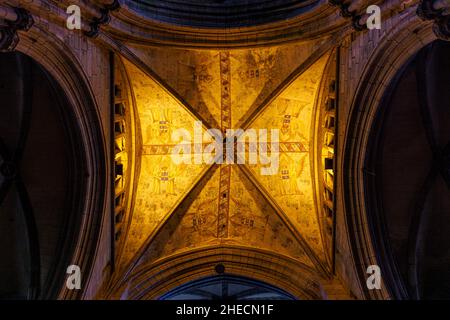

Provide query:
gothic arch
left=106, top=0, right=343, bottom=48
left=115, top=246, right=325, bottom=300
left=13, top=26, right=108, bottom=299
left=159, top=274, right=297, bottom=300
left=342, top=14, right=437, bottom=300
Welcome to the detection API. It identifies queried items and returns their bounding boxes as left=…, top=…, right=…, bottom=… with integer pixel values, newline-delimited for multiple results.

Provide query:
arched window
left=159, top=275, right=296, bottom=300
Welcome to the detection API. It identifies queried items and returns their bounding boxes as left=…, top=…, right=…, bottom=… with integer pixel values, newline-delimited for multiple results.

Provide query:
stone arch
left=342, top=16, right=437, bottom=300
left=116, top=246, right=325, bottom=300
left=13, top=26, right=108, bottom=299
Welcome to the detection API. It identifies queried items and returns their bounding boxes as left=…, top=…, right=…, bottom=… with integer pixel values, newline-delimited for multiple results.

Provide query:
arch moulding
left=342, top=12, right=436, bottom=300
left=15, top=25, right=109, bottom=300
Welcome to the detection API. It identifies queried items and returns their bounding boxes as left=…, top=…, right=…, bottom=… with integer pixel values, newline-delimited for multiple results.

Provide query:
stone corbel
left=433, top=15, right=450, bottom=40
left=0, top=27, right=18, bottom=52
left=0, top=7, right=34, bottom=52
left=329, top=0, right=367, bottom=31
left=85, top=0, right=121, bottom=38
left=417, top=0, right=450, bottom=40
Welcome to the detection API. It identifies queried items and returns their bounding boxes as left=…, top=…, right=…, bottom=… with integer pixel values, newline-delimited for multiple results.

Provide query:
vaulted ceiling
left=4, top=0, right=450, bottom=301
left=109, top=40, right=338, bottom=298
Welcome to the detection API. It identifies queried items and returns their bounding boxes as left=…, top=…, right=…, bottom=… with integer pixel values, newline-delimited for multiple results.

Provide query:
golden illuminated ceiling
left=114, top=42, right=334, bottom=285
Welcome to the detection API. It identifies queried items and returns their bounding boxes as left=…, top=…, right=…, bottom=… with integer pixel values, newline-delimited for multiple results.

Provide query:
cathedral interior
left=1, top=0, right=450, bottom=300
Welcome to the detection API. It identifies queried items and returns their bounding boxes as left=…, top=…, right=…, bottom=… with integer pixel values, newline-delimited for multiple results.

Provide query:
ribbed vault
left=106, top=40, right=345, bottom=299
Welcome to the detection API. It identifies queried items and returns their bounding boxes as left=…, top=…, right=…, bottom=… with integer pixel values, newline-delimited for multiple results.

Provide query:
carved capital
left=417, top=0, right=450, bottom=41
left=86, top=10, right=109, bottom=37
left=434, top=15, right=450, bottom=40
left=86, top=1, right=121, bottom=38
left=417, top=0, right=444, bottom=20
left=0, top=7, right=33, bottom=52
left=329, top=0, right=365, bottom=31
left=85, top=23, right=100, bottom=38
left=0, top=27, right=19, bottom=52
left=352, top=15, right=367, bottom=31
left=10, top=7, right=34, bottom=31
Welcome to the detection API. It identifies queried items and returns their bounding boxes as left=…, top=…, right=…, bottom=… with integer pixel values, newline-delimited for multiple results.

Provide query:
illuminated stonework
left=120, top=59, right=210, bottom=268
left=247, top=54, right=330, bottom=265
left=112, top=58, right=138, bottom=264
left=4, top=0, right=449, bottom=301
left=115, top=46, right=333, bottom=281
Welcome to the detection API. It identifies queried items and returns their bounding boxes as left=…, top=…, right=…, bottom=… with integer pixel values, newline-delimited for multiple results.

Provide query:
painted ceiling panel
left=227, top=166, right=314, bottom=268
left=230, top=42, right=329, bottom=128
left=126, top=47, right=222, bottom=129
left=118, top=49, right=331, bottom=276
left=126, top=38, right=330, bottom=129
left=247, top=54, right=330, bottom=264
left=120, top=59, right=210, bottom=268
left=139, top=167, right=221, bottom=264
left=137, top=166, right=315, bottom=269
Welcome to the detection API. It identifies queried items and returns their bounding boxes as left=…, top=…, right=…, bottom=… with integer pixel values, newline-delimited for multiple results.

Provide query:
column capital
left=417, top=1, right=450, bottom=40
left=0, top=7, right=33, bottom=52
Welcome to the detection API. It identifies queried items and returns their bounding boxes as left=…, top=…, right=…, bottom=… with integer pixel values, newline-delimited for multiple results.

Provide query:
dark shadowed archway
left=365, top=40, right=450, bottom=300
left=159, top=275, right=296, bottom=300
left=0, top=51, right=87, bottom=299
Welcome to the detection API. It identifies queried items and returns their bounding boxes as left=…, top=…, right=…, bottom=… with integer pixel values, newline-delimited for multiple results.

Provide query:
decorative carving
left=417, top=0, right=450, bottom=40
left=86, top=0, right=121, bottom=38
left=433, top=15, right=450, bottom=40
left=352, top=15, right=366, bottom=31
left=0, top=28, right=19, bottom=52
left=217, top=51, right=232, bottom=239
left=329, top=0, right=367, bottom=31
left=11, top=7, right=34, bottom=31
left=417, top=0, right=444, bottom=20
left=0, top=7, right=34, bottom=52
left=86, top=9, right=110, bottom=38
